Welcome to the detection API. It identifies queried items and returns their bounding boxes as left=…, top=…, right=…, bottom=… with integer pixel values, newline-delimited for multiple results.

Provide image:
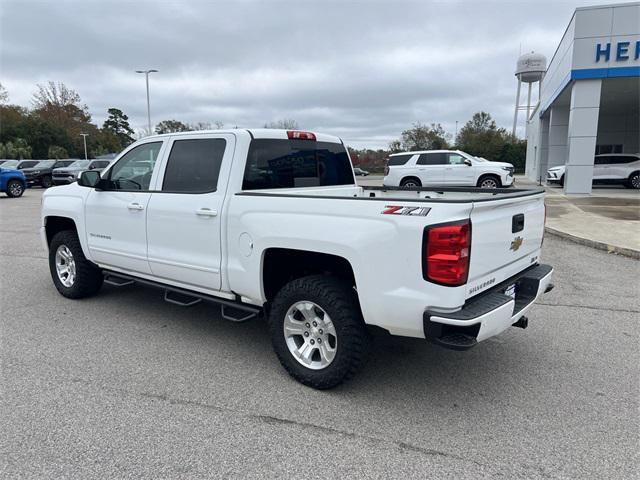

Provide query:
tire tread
left=267, top=275, right=370, bottom=389
left=49, top=230, right=103, bottom=299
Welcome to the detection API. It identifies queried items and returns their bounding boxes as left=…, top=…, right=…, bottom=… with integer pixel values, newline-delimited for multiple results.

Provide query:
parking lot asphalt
left=1, top=189, right=639, bottom=479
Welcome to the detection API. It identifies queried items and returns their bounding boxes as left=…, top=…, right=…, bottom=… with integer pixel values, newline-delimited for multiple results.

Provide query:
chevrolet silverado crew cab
left=41, top=129, right=553, bottom=389
left=384, top=150, right=515, bottom=189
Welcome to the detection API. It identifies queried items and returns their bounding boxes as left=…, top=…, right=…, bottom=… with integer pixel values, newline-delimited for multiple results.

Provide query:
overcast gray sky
left=0, top=0, right=623, bottom=148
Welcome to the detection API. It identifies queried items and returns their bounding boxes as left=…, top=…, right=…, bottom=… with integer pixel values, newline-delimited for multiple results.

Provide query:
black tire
left=400, top=177, right=422, bottom=188
left=560, top=174, right=565, bottom=187
left=267, top=275, right=370, bottom=389
left=477, top=175, right=501, bottom=189
left=40, top=175, right=53, bottom=188
left=626, top=172, right=640, bottom=189
left=49, top=230, right=103, bottom=299
left=5, top=179, right=24, bottom=197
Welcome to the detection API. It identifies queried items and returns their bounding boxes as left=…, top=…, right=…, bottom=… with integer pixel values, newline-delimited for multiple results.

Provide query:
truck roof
left=149, top=129, right=343, bottom=144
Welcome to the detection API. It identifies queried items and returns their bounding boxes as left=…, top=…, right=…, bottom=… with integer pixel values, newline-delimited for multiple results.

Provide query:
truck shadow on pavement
left=96, top=282, right=536, bottom=404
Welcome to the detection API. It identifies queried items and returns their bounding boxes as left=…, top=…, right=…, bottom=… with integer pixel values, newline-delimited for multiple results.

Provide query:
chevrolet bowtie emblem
left=510, top=236, right=523, bottom=251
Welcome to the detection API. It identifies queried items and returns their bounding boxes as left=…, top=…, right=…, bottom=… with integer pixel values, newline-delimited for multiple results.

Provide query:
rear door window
left=162, top=138, right=226, bottom=193
left=242, top=139, right=354, bottom=190
left=417, top=153, right=447, bottom=165
left=388, top=154, right=413, bottom=166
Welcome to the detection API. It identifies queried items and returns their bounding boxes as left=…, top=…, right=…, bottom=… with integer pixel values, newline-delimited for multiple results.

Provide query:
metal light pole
left=135, top=69, right=158, bottom=135
left=455, top=120, right=458, bottom=145
left=80, top=133, right=88, bottom=160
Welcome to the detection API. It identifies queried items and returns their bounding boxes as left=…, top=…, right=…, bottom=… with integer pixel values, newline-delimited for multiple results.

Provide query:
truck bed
left=236, top=185, right=545, bottom=203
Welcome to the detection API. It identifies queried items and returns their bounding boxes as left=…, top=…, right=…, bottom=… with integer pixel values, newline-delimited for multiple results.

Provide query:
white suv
left=546, top=153, right=640, bottom=189
left=383, top=150, right=515, bottom=189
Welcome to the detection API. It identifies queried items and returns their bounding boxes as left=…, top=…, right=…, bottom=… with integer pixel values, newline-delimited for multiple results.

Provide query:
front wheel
left=49, top=230, right=103, bottom=298
left=626, top=172, right=640, bottom=189
left=267, top=275, right=370, bottom=389
left=477, top=176, right=500, bottom=189
left=6, top=180, right=24, bottom=197
left=40, top=175, right=53, bottom=188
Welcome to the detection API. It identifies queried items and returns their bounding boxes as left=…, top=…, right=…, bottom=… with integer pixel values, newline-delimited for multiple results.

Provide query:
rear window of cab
left=242, top=139, right=354, bottom=190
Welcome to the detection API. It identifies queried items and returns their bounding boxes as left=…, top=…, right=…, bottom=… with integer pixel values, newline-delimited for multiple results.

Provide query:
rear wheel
left=267, top=275, right=370, bottom=389
left=6, top=180, right=24, bottom=197
left=49, top=230, right=103, bottom=298
left=626, top=172, right=640, bottom=189
left=40, top=175, right=53, bottom=188
left=477, top=175, right=500, bottom=189
left=400, top=177, right=422, bottom=188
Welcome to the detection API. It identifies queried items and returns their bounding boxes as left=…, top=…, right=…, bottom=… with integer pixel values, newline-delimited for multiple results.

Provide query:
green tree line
left=0, top=82, right=134, bottom=159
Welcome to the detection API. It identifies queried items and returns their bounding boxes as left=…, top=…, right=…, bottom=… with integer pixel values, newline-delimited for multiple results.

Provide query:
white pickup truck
left=41, top=129, right=554, bottom=389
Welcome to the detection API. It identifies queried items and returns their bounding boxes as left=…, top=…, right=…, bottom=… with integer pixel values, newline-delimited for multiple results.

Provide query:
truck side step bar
left=102, top=271, right=261, bottom=319
left=164, top=290, right=202, bottom=307
left=221, top=305, right=258, bottom=322
left=104, top=275, right=135, bottom=287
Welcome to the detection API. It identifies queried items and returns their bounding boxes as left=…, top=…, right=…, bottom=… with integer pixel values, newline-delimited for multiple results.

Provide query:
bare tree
left=32, top=81, right=86, bottom=112
left=0, top=83, right=8, bottom=104
left=264, top=118, right=298, bottom=129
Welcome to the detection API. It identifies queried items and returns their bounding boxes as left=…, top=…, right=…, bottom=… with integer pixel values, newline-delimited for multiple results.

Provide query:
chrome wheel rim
left=55, top=245, right=76, bottom=287
left=283, top=301, right=337, bottom=370
left=9, top=182, right=23, bottom=196
left=632, top=175, right=640, bottom=189
left=480, top=178, right=498, bottom=188
left=402, top=181, right=418, bottom=188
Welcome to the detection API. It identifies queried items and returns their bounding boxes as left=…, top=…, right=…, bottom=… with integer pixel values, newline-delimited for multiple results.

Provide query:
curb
left=545, top=226, right=640, bottom=260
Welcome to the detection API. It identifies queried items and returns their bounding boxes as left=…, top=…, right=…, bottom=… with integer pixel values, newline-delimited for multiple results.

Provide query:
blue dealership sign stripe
left=571, top=66, right=640, bottom=80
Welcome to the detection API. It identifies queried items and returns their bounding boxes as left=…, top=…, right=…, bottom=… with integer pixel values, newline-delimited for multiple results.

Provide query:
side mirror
left=78, top=170, right=101, bottom=188
left=464, top=159, right=473, bottom=166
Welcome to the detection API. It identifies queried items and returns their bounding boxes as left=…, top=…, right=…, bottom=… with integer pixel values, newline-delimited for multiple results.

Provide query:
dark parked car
left=353, top=167, right=370, bottom=176
left=21, top=160, right=76, bottom=188
left=15, top=160, right=40, bottom=170
left=52, top=159, right=111, bottom=185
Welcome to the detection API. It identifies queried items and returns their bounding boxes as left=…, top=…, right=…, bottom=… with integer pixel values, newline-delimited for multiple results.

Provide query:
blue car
left=0, top=166, right=27, bottom=197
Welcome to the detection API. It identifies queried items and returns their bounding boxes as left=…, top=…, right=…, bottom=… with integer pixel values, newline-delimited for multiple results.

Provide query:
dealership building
left=525, top=2, right=640, bottom=194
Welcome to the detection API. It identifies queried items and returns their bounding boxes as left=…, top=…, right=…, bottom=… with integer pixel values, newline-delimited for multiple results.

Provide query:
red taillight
left=423, top=220, right=471, bottom=286
left=287, top=130, right=316, bottom=141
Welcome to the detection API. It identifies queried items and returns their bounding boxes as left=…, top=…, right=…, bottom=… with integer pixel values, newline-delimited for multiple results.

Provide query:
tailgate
left=466, top=193, right=545, bottom=299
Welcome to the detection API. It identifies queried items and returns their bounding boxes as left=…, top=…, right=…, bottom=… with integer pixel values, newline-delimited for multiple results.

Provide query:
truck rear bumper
left=424, top=264, right=553, bottom=350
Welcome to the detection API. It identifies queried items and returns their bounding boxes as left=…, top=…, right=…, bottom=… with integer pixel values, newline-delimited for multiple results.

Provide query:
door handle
left=127, top=202, right=144, bottom=211
left=195, top=208, right=218, bottom=217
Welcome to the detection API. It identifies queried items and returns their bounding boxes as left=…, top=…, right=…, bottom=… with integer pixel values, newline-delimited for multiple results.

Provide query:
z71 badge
left=382, top=205, right=431, bottom=216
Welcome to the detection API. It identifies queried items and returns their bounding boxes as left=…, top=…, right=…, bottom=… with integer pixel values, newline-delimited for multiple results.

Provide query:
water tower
left=512, top=52, right=547, bottom=137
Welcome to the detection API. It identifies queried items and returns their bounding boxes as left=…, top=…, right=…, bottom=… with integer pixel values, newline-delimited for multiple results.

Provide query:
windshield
left=35, top=160, right=56, bottom=168
left=1, top=160, right=19, bottom=168
left=67, top=160, right=90, bottom=168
